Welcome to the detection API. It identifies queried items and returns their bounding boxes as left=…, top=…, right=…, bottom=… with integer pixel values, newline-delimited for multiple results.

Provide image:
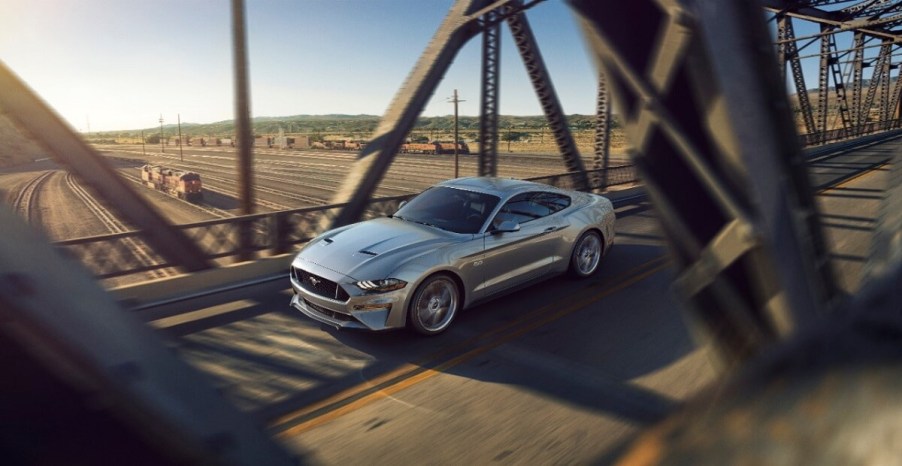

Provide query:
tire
left=408, top=274, right=460, bottom=335
left=569, top=231, right=603, bottom=278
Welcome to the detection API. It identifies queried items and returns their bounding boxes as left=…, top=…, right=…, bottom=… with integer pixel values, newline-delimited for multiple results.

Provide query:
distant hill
left=88, top=114, right=618, bottom=142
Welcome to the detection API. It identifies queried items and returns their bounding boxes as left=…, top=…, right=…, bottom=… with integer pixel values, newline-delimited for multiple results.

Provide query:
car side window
left=532, top=192, right=571, bottom=214
left=492, top=191, right=570, bottom=228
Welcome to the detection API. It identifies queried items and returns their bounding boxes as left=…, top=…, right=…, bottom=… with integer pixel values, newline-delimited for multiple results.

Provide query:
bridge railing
left=800, top=119, right=902, bottom=146
left=56, top=165, right=639, bottom=280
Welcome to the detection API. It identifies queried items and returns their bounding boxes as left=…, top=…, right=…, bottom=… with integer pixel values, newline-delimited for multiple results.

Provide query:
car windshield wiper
left=390, top=214, right=406, bottom=221
left=410, top=218, right=440, bottom=229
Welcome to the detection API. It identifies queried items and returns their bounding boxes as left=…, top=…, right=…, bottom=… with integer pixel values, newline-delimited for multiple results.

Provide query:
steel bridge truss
left=573, top=0, right=902, bottom=459
left=327, top=0, right=590, bottom=229
left=572, top=0, right=839, bottom=365
left=768, top=1, right=902, bottom=142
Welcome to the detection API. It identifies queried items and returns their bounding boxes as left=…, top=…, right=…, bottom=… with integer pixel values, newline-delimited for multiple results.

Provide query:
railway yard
left=2, top=145, right=628, bottom=236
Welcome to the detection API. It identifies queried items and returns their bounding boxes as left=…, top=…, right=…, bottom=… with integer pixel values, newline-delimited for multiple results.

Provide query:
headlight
left=355, top=278, right=407, bottom=293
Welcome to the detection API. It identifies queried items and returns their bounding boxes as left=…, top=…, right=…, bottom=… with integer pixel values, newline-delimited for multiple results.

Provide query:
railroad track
left=66, top=173, right=175, bottom=280
left=12, top=171, right=54, bottom=223
left=116, top=148, right=569, bottom=200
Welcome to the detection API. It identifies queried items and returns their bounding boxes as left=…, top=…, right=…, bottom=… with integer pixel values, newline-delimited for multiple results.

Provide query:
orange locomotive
left=140, top=165, right=203, bottom=202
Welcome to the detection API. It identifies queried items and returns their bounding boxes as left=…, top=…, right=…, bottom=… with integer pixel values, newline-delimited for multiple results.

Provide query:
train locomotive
left=400, top=141, right=470, bottom=154
left=140, top=165, right=203, bottom=202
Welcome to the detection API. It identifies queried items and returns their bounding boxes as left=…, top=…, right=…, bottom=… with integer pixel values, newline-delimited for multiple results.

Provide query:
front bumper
left=289, top=271, right=407, bottom=331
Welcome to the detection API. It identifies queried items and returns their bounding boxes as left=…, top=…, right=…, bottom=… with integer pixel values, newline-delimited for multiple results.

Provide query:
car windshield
left=394, top=186, right=500, bottom=234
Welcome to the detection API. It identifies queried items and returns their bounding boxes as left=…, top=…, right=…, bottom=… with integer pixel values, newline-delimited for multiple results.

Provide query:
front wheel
left=408, top=274, right=459, bottom=335
left=569, top=231, right=603, bottom=278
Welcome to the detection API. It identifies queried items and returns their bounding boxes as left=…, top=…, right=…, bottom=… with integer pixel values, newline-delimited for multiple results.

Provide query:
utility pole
left=507, top=122, right=512, bottom=153
left=159, top=115, right=165, bottom=153
left=141, top=130, right=146, bottom=156
left=447, top=89, right=465, bottom=178
left=177, top=113, right=184, bottom=162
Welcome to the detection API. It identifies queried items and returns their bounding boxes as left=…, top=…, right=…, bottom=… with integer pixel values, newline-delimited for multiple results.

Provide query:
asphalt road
left=147, top=192, right=713, bottom=465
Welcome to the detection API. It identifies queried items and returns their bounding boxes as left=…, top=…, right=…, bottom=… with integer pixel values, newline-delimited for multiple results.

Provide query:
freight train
left=400, top=141, right=470, bottom=154
left=308, top=140, right=469, bottom=154
left=140, top=165, right=203, bottom=202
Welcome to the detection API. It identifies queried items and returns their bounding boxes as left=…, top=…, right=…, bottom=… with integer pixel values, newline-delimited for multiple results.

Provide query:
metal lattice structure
left=478, top=8, right=502, bottom=176
left=766, top=1, right=902, bottom=141
left=572, top=0, right=902, bottom=460
left=326, top=0, right=590, bottom=229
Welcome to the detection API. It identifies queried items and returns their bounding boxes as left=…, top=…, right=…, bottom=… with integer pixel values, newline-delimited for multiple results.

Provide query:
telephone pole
left=447, top=89, right=465, bottom=178
left=159, top=115, right=165, bottom=153
left=177, top=113, right=184, bottom=162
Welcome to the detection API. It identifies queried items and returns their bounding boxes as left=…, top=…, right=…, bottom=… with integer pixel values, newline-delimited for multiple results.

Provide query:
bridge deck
left=127, top=136, right=891, bottom=463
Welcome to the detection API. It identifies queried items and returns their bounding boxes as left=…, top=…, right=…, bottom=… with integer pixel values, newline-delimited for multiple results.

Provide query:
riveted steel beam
left=0, top=61, right=212, bottom=273
left=762, top=1, right=902, bottom=41
left=326, top=0, right=495, bottom=229
left=879, top=45, right=895, bottom=121
left=862, top=40, right=892, bottom=126
left=780, top=16, right=817, bottom=135
left=593, top=72, right=612, bottom=188
left=851, top=31, right=866, bottom=129
left=569, top=0, right=837, bottom=364
left=327, top=0, right=550, bottom=229
left=890, top=56, right=902, bottom=123
left=826, top=32, right=852, bottom=132
left=479, top=11, right=501, bottom=176
left=817, top=25, right=832, bottom=138
left=506, top=5, right=588, bottom=189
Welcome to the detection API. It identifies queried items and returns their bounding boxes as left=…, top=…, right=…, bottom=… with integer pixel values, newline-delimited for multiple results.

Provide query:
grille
left=292, top=266, right=350, bottom=301
left=304, top=299, right=354, bottom=322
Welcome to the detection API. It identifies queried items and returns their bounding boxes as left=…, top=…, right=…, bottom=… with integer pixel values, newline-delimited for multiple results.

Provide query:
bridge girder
left=570, top=0, right=838, bottom=364
left=328, top=0, right=596, bottom=229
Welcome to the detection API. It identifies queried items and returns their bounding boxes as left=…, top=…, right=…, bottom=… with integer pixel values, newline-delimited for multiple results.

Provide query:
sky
left=0, top=0, right=599, bottom=132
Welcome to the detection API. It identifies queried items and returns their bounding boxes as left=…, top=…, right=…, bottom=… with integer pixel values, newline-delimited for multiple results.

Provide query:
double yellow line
left=270, top=254, right=671, bottom=438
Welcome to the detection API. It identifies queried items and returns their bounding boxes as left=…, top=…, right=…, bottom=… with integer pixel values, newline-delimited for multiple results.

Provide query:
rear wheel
left=569, top=231, right=603, bottom=278
left=408, top=274, right=459, bottom=335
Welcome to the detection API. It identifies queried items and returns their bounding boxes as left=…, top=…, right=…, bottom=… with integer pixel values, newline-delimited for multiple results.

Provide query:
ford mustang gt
left=289, top=177, right=615, bottom=335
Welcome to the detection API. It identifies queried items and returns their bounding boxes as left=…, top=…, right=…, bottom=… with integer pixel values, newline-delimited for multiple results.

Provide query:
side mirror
left=396, top=200, right=408, bottom=211
left=493, top=220, right=520, bottom=234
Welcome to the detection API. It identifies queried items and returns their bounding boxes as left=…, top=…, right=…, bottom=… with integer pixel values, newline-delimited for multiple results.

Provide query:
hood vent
left=358, top=250, right=378, bottom=256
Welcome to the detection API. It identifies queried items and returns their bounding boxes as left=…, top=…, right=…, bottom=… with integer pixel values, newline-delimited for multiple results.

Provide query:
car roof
left=436, top=176, right=561, bottom=197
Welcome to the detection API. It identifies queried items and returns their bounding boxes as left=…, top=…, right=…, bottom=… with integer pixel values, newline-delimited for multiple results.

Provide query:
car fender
left=384, top=242, right=482, bottom=329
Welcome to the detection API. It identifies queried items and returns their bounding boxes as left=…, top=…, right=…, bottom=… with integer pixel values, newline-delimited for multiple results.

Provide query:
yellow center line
left=273, top=256, right=672, bottom=438
left=268, top=255, right=668, bottom=429
left=816, top=161, right=888, bottom=194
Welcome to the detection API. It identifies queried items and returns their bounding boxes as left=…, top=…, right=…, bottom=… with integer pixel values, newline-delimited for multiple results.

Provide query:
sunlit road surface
left=145, top=141, right=889, bottom=464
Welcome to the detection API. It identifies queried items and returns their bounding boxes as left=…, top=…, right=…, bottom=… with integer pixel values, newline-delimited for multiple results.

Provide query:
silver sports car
left=289, top=177, right=616, bottom=335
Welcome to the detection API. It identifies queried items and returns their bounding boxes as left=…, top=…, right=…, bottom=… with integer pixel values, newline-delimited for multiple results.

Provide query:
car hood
left=296, top=217, right=461, bottom=280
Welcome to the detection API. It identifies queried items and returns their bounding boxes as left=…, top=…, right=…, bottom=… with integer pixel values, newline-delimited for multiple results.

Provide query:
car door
left=477, top=192, right=568, bottom=297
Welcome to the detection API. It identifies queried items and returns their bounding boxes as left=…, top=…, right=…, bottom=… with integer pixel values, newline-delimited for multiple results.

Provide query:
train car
left=140, top=165, right=203, bottom=202
left=401, top=142, right=440, bottom=154
left=435, top=142, right=470, bottom=154
left=343, top=140, right=367, bottom=151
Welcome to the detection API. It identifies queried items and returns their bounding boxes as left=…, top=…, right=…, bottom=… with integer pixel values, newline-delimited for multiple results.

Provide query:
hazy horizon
left=0, top=1, right=599, bottom=133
